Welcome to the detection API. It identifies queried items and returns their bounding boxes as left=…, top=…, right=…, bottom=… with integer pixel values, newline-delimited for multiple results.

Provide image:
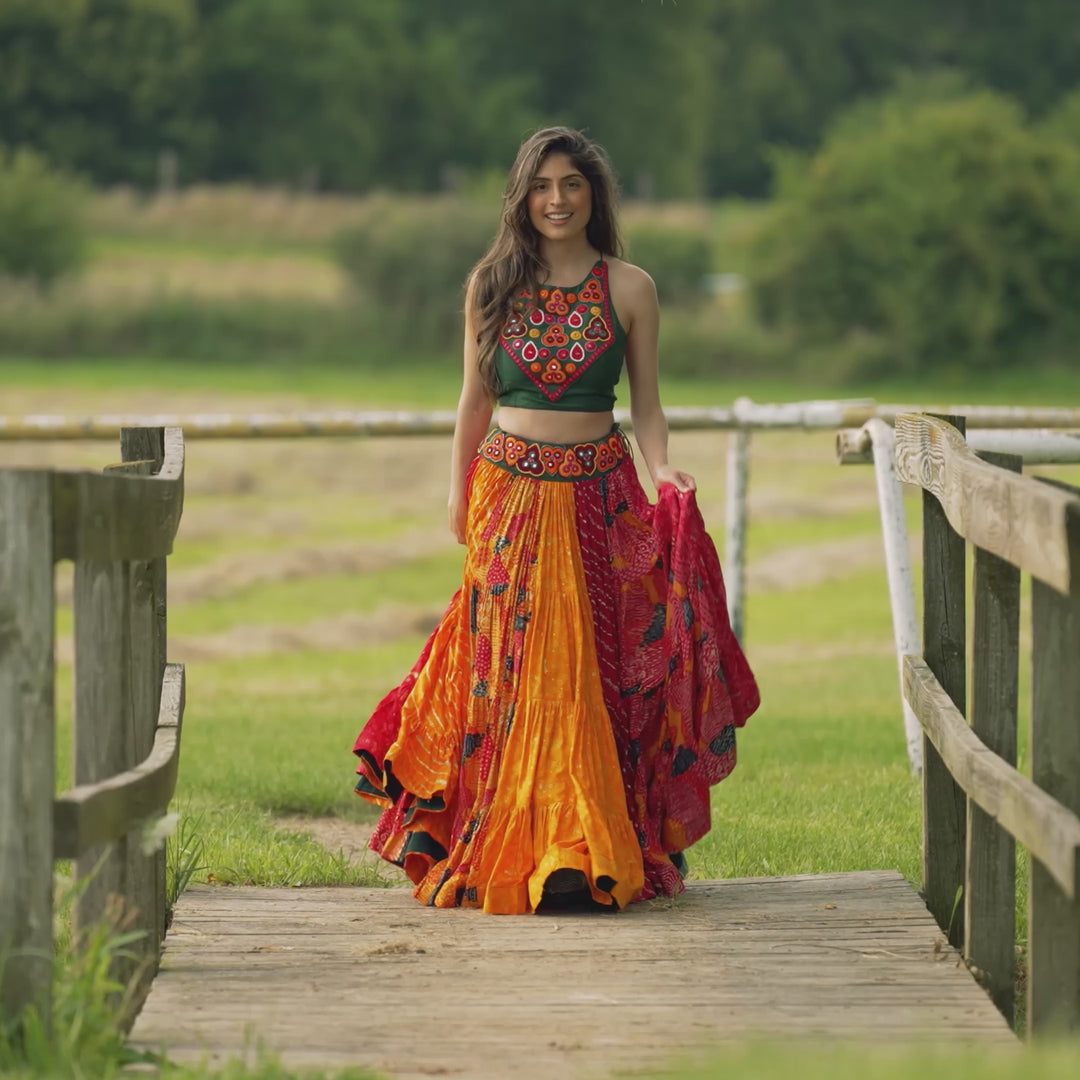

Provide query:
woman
left=353, top=127, right=758, bottom=914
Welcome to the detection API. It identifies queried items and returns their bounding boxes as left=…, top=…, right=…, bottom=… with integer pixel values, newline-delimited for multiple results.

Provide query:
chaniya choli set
left=352, top=259, right=759, bottom=914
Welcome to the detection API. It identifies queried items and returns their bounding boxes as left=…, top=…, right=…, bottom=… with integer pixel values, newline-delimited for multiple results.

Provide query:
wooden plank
left=54, top=665, right=185, bottom=858
left=838, top=426, right=1080, bottom=466
left=73, top=551, right=135, bottom=949
left=894, top=413, right=1080, bottom=593
left=0, top=471, right=55, bottom=1022
left=1029, top=484, right=1080, bottom=1035
left=903, top=657, right=1080, bottom=900
left=967, top=451, right=1021, bottom=1024
left=122, top=428, right=168, bottom=950
left=51, top=426, right=184, bottom=563
left=130, top=875, right=1014, bottom=1080
left=920, top=415, right=967, bottom=945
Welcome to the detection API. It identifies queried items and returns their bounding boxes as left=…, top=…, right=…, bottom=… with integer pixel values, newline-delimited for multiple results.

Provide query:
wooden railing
left=0, top=427, right=187, bottom=1026
left=895, top=414, right=1080, bottom=1033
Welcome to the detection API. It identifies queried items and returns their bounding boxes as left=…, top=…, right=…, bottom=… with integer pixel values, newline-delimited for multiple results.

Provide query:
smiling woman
left=351, top=126, right=759, bottom=914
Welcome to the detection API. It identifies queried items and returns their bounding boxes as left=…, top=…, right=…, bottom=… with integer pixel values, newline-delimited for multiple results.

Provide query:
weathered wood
left=130, top=873, right=1014, bottom=1078
left=1029, top=485, right=1080, bottom=1035
left=920, top=415, right=967, bottom=946
left=838, top=426, right=1080, bottom=466
left=894, top=413, right=1079, bottom=594
left=71, top=427, right=183, bottom=1000
left=54, top=665, right=185, bottom=859
left=967, top=451, right=1021, bottom=1024
left=51, top=426, right=184, bottom=563
left=73, top=550, right=136, bottom=949
left=903, top=656, right=1080, bottom=901
left=121, top=428, right=169, bottom=947
left=0, top=471, right=55, bottom=1023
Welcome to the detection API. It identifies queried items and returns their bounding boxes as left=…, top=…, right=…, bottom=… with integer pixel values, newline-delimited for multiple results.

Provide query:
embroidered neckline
left=499, top=259, right=617, bottom=402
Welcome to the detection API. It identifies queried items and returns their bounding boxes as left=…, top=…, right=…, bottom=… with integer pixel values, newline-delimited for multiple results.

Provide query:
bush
left=625, top=222, right=713, bottom=307
left=751, top=91, right=1080, bottom=375
left=0, top=149, right=87, bottom=288
left=334, top=198, right=496, bottom=351
left=0, top=291, right=369, bottom=364
left=1041, top=86, right=1080, bottom=149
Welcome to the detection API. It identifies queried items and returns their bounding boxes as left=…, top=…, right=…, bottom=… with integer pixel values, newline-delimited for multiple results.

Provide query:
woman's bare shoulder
left=605, top=256, right=657, bottom=301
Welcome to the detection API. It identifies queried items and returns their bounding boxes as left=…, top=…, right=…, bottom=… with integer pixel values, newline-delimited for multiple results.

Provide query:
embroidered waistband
left=479, top=425, right=631, bottom=480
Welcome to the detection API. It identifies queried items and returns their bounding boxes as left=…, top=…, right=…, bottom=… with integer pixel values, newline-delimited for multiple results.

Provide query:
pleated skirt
left=352, top=425, right=759, bottom=914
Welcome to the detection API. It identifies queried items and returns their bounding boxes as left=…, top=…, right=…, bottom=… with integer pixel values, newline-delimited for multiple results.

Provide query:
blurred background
left=4, top=0, right=1080, bottom=931
left=3, top=0, right=1080, bottom=389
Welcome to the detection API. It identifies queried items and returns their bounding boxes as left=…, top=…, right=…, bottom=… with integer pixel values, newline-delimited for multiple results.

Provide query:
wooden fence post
left=74, top=428, right=168, bottom=1002
left=120, top=428, right=169, bottom=962
left=966, top=451, right=1022, bottom=1023
left=0, top=472, right=55, bottom=1023
left=1029, top=483, right=1080, bottom=1034
left=922, top=415, right=968, bottom=945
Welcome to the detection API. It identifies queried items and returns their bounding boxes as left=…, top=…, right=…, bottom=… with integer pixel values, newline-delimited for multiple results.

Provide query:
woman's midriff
left=495, top=406, right=615, bottom=445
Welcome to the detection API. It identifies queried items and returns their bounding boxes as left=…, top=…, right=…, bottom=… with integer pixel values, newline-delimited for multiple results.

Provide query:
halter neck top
left=495, top=259, right=626, bottom=411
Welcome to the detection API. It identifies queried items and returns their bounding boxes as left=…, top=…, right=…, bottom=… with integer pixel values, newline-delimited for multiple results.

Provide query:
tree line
left=2, top=0, right=1080, bottom=198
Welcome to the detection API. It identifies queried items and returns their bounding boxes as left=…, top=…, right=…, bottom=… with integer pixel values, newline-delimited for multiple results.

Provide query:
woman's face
left=526, top=153, right=592, bottom=243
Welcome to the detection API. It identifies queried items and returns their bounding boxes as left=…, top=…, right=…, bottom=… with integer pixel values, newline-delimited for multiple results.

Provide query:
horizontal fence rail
left=53, top=664, right=186, bottom=860
left=0, top=427, right=187, bottom=1028
left=839, top=427, right=1080, bottom=465
left=4, top=400, right=1080, bottom=441
left=893, top=413, right=1080, bottom=1034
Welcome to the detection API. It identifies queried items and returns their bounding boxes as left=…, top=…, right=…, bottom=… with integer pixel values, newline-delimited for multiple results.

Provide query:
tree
left=0, top=0, right=206, bottom=185
left=753, top=92, right=1080, bottom=373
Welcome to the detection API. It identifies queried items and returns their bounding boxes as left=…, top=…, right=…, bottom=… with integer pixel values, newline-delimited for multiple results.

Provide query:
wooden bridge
left=3, top=415, right=1080, bottom=1078
left=129, top=872, right=1012, bottom=1078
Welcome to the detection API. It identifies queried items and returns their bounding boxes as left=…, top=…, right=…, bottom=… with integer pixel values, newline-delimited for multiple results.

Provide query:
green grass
left=167, top=555, right=460, bottom=636
left=5, top=355, right=1080, bottom=410
left=640, top=1042, right=1080, bottom=1080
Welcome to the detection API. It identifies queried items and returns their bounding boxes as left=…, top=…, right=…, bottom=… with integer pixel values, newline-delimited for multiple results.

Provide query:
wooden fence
left=895, top=414, right=1080, bottom=1032
left=0, top=427, right=187, bottom=1026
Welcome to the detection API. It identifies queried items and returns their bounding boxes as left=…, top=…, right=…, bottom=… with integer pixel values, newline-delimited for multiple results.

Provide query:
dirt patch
left=54, top=530, right=458, bottom=608
left=273, top=814, right=408, bottom=884
left=748, top=638, right=897, bottom=665
left=746, top=532, right=920, bottom=593
left=173, top=606, right=445, bottom=661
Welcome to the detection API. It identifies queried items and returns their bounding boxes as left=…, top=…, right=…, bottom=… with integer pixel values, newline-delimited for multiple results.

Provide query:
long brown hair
left=470, top=127, right=624, bottom=399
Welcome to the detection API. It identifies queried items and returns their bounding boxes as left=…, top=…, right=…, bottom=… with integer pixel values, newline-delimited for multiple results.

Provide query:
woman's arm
left=623, top=268, right=696, bottom=494
left=448, top=278, right=494, bottom=543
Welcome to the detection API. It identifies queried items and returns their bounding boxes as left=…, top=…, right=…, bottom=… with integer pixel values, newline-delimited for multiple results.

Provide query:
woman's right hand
left=448, top=491, right=468, bottom=545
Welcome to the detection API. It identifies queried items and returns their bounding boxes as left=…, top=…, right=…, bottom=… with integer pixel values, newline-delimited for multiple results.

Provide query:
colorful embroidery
left=480, top=427, right=629, bottom=481
left=498, top=261, right=618, bottom=402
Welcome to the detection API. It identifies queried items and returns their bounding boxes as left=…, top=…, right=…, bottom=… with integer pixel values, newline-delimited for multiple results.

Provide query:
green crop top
left=495, top=258, right=626, bottom=411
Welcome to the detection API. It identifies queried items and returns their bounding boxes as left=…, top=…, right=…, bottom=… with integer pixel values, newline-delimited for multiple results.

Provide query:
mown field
left=3, top=190, right=1080, bottom=1078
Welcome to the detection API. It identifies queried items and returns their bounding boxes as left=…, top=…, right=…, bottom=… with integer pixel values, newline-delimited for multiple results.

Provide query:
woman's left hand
left=654, top=464, right=696, bottom=493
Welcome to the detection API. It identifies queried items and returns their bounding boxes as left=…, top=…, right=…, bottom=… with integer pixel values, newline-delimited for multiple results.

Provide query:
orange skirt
left=353, top=427, right=758, bottom=914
